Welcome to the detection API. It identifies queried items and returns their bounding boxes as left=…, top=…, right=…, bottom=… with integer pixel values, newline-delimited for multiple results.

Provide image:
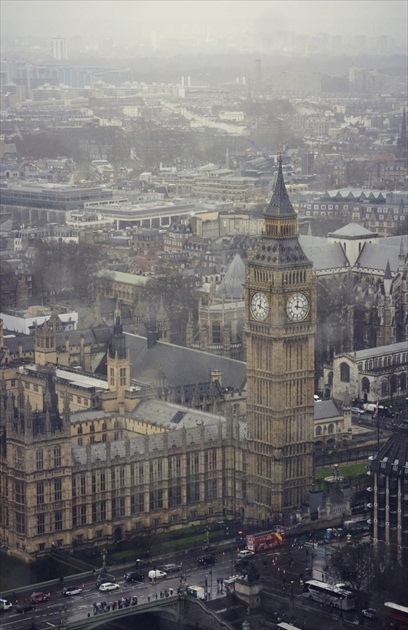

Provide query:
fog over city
left=2, top=0, right=407, bottom=51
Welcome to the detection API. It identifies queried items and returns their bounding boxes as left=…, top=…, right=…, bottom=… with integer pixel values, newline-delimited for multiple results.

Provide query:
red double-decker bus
left=246, top=527, right=285, bottom=553
left=384, top=602, right=408, bottom=629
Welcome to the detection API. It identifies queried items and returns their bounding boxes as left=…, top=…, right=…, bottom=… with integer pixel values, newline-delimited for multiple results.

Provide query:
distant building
left=51, top=38, right=68, bottom=61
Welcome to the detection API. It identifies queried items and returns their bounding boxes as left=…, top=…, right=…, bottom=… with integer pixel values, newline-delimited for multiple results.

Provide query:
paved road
left=0, top=541, right=376, bottom=630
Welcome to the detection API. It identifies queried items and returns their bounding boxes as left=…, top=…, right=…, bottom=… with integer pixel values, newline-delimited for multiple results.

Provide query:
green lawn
left=315, top=462, right=367, bottom=482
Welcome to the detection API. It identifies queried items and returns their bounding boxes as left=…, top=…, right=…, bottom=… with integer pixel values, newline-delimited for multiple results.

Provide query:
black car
left=15, top=602, right=36, bottom=613
left=124, top=571, right=144, bottom=583
left=197, top=555, right=217, bottom=565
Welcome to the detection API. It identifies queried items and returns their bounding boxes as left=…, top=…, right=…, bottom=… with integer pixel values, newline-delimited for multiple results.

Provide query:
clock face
left=286, top=292, right=309, bottom=322
left=251, top=291, right=269, bottom=321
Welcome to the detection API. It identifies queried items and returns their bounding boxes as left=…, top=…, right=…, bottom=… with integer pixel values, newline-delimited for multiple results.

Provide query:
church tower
left=245, top=156, right=316, bottom=525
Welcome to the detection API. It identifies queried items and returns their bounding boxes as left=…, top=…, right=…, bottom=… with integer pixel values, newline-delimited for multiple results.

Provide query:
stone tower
left=245, top=155, right=317, bottom=525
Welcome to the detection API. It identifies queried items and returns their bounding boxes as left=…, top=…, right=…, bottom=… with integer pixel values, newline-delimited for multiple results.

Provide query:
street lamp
left=101, top=549, right=107, bottom=572
left=290, top=580, right=294, bottom=609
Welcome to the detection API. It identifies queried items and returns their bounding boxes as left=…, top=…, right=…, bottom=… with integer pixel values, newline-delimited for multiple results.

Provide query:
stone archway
left=114, top=526, right=122, bottom=543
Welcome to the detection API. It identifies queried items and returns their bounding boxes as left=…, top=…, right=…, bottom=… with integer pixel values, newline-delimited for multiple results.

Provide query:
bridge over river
left=65, top=595, right=234, bottom=630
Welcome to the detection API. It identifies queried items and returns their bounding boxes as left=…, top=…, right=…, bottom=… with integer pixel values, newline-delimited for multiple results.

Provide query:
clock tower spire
left=245, top=155, right=316, bottom=526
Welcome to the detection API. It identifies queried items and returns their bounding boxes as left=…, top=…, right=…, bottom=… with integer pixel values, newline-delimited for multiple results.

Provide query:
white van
left=0, top=599, right=13, bottom=611
left=363, top=403, right=384, bottom=414
left=148, top=569, right=167, bottom=581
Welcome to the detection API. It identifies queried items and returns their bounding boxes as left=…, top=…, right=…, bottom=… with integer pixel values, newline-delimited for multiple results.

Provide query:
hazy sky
left=2, top=0, right=407, bottom=44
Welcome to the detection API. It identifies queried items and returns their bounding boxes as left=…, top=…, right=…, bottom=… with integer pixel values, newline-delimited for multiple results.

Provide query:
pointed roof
left=384, top=260, right=392, bottom=279
left=264, top=155, right=296, bottom=218
left=214, top=254, right=245, bottom=300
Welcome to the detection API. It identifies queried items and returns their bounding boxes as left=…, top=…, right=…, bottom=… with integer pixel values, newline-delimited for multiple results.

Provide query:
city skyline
left=2, top=0, right=407, bottom=50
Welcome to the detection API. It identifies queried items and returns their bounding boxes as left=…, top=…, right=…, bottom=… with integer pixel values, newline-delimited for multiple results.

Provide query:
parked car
left=15, top=602, right=36, bottom=613
left=63, top=586, right=83, bottom=596
left=0, top=598, right=13, bottom=611
left=98, top=582, right=120, bottom=592
left=30, top=592, right=50, bottom=603
left=124, top=571, right=144, bottom=583
left=161, top=563, right=182, bottom=573
left=197, top=555, right=218, bottom=565
left=148, top=570, right=167, bottom=581
left=362, top=608, right=378, bottom=620
left=237, top=549, right=255, bottom=559
left=351, top=406, right=365, bottom=415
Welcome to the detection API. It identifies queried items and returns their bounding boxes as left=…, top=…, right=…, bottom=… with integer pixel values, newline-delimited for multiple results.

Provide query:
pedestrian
left=169, top=587, right=173, bottom=596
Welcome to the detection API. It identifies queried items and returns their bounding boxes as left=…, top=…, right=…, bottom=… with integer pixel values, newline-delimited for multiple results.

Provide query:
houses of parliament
left=0, top=161, right=317, bottom=560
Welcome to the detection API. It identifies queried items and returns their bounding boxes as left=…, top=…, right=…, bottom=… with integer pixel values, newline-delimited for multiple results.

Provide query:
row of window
left=359, top=353, right=408, bottom=371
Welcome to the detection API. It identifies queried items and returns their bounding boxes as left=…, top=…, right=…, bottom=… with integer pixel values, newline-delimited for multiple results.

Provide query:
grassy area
left=315, top=462, right=367, bottom=482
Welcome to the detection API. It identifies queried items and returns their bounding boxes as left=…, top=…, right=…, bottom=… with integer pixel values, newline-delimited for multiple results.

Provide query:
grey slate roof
left=328, top=222, right=377, bottom=238
left=299, top=236, right=348, bottom=271
left=356, top=242, right=404, bottom=272
left=314, top=399, right=341, bottom=420
left=124, top=333, right=246, bottom=391
left=71, top=400, right=247, bottom=467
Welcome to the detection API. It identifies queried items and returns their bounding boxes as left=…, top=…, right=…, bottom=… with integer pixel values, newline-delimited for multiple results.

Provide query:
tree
left=328, top=540, right=408, bottom=608
left=328, top=541, right=375, bottom=606
left=142, top=272, right=199, bottom=346
left=31, top=240, right=105, bottom=303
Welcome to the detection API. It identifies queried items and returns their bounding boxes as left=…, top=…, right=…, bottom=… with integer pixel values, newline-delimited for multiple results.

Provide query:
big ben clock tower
left=245, top=155, right=316, bottom=525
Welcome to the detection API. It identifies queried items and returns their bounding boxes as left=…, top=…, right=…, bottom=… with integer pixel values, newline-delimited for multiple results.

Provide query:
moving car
left=0, top=598, right=13, bottom=611
left=98, top=582, right=120, bottom=592
left=15, top=602, right=36, bottom=613
left=161, top=563, right=182, bottom=573
left=124, top=571, right=144, bottom=583
left=63, top=586, right=83, bottom=596
left=197, top=555, right=218, bottom=565
left=148, top=570, right=167, bottom=581
left=30, top=592, right=50, bottom=603
left=237, top=549, right=255, bottom=559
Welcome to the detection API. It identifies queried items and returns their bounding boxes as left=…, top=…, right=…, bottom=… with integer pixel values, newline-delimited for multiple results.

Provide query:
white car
left=237, top=549, right=255, bottom=559
left=98, top=582, right=120, bottom=592
left=148, top=569, right=167, bottom=581
left=0, top=598, right=13, bottom=611
left=351, top=406, right=365, bottom=415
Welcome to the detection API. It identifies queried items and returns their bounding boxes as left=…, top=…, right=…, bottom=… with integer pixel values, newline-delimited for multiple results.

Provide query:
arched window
left=399, top=373, right=406, bottom=391
left=212, top=322, right=221, bottom=345
left=362, top=377, right=370, bottom=394
left=328, top=424, right=334, bottom=434
left=315, top=426, right=322, bottom=436
left=54, top=446, right=61, bottom=467
left=381, top=379, right=390, bottom=397
left=328, top=371, right=333, bottom=387
left=390, top=374, right=398, bottom=395
left=36, top=449, right=44, bottom=471
left=340, top=362, right=350, bottom=383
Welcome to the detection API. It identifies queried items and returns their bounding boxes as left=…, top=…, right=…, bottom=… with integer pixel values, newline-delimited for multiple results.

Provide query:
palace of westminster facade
left=0, top=162, right=351, bottom=560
